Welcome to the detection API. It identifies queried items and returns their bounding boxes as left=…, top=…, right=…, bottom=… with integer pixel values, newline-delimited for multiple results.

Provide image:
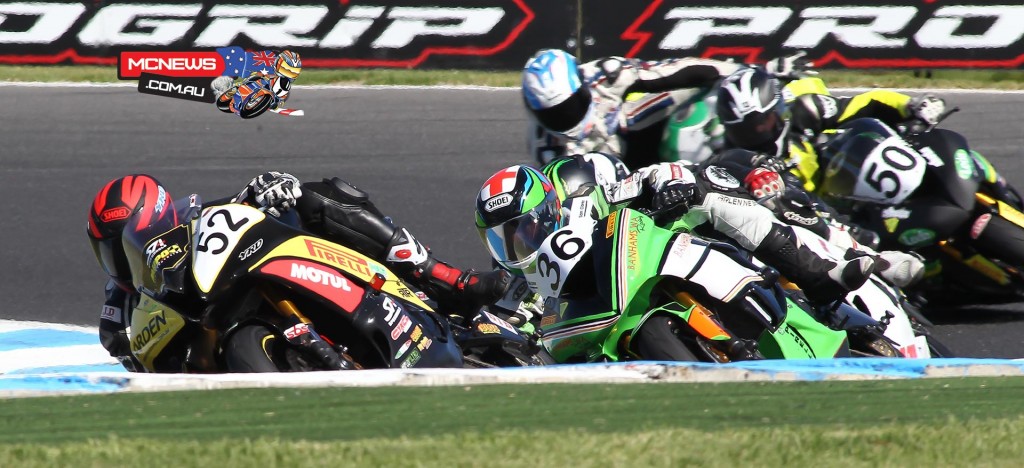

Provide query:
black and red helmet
left=87, top=175, right=175, bottom=287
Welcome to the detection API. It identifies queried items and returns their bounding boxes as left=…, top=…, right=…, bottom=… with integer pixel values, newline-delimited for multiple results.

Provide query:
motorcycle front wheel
left=633, top=315, right=705, bottom=362
left=221, top=324, right=284, bottom=372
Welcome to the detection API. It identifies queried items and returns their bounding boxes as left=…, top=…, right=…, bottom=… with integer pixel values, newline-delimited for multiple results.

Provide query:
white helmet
left=580, top=152, right=630, bottom=187
left=522, top=49, right=593, bottom=139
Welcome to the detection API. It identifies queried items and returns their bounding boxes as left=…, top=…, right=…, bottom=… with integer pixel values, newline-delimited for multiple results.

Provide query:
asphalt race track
left=2, top=84, right=1023, bottom=358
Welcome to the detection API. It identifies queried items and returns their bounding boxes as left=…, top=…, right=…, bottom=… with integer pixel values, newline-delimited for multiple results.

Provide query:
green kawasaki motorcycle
left=524, top=199, right=890, bottom=363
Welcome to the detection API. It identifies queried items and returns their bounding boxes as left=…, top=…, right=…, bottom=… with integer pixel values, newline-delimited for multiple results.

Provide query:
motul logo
left=291, top=263, right=352, bottom=291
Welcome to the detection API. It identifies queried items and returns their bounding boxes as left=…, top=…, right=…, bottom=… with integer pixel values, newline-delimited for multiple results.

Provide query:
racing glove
left=765, top=51, right=817, bottom=80
left=750, top=153, right=789, bottom=173
left=643, top=162, right=698, bottom=212
left=744, top=168, right=786, bottom=201
left=235, top=171, right=303, bottom=217
left=908, top=94, right=946, bottom=127
left=283, top=322, right=351, bottom=370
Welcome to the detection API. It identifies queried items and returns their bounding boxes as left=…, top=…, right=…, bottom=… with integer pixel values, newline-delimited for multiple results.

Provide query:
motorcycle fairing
left=257, top=258, right=365, bottom=313
left=907, top=128, right=979, bottom=210
left=249, top=235, right=431, bottom=312
left=820, top=119, right=927, bottom=205
left=129, top=292, right=190, bottom=371
left=192, top=204, right=266, bottom=295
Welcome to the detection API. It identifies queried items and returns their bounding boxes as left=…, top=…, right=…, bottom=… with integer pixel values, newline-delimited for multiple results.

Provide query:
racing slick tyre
left=634, top=315, right=702, bottom=362
left=222, top=324, right=283, bottom=372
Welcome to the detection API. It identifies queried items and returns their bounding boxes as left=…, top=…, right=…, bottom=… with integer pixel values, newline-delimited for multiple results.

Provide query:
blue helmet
left=522, top=49, right=593, bottom=139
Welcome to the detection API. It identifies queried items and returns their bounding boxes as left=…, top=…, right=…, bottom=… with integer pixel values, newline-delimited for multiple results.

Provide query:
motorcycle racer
left=474, top=159, right=877, bottom=332
left=88, top=173, right=511, bottom=371
left=521, top=49, right=810, bottom=168
left=713, top=66, right=1023, bottom=256
left=715, top=65, right=949, bottom=193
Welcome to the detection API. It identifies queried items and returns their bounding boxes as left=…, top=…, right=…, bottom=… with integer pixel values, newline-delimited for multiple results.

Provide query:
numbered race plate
left=192, top=204, right=264, bottom=293
left=852, top=135, right=926, bottom=205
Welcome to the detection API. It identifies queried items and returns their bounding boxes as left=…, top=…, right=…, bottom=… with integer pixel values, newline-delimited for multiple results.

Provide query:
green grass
left=2, top=378, right=1024, bottom=466
left=3, top=65, right=1024, bottom=89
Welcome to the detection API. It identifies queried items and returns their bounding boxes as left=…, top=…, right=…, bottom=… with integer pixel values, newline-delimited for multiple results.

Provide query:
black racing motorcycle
left=815, top=112, right=1024, bottom=306
left=121, top=197, right=544, bottom=373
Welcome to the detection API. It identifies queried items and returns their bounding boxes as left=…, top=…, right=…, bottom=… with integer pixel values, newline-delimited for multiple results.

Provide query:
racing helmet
left=274, top=50, right=302, bottom=79
left=581, top=151, right=630, bottom=185
left=522, top=49, right=593, bottom=139
left=542, top=152, right=628, bottom=202
left=87, top=175, right=175, bottom=289
left=475, top=166, right=563, bottom=272
left=230, top=77, right=275, bottom=119
left=543, top=156, right=600, bottom=202
left=716, top=67, right=790, bottom=157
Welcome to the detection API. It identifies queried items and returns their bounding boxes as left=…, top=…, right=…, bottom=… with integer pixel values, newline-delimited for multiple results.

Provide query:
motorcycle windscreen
left=122, top=211, right=191, bottom=299
left=820, top=119, right=926, bottom=205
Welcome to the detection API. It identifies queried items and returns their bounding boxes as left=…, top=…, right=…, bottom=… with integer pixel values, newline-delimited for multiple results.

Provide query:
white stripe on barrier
left=0, top=344, right=117, bottom=374
left=0, top=319, right=100, bottom=334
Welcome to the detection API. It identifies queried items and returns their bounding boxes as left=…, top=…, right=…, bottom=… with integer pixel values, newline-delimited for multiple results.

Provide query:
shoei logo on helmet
left=100, top=207, right=131, bottom=223
left=485, top=193, right=514, bottom=212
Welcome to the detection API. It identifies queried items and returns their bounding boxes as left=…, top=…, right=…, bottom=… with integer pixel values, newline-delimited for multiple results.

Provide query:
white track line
left=0, top=345, right=117, bottom=374
left=0, top=319, right=99, bottom=334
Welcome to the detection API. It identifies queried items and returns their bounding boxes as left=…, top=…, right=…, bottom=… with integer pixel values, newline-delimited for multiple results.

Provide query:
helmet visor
left=529, top=85, right=592, bottom=134
left=724, top=98, right=789, bottom=153
left=480, top=191, right=562, bottom=270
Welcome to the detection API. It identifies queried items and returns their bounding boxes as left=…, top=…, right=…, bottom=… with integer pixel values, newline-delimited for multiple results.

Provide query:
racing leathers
left=98, top=173, right=511, bottom=371
left=529, top=57, right=742, bottom=167
left=725, top=82, right=1011, bottom=256
left=494, top=157, right=880, bottom=332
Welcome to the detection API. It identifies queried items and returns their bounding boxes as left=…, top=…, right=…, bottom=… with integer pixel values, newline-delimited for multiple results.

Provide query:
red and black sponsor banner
left=0, top=0, right=573, bottom=69
left=580, top=0, right=1024, bottom=69
left=1, top=0, right=1022, bottom=70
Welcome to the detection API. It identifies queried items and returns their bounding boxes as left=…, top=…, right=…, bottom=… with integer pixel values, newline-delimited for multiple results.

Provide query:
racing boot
left=872, top=251, right=926, bottom=288
left=295, top=177, right=512, bottom=313
left=754, top=225, right=875, bottom=304
left=383, top=227, right=513, bottom=315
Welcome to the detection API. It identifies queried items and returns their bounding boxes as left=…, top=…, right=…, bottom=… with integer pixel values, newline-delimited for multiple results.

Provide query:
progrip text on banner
left=0, top=0, right=1021, bottom=69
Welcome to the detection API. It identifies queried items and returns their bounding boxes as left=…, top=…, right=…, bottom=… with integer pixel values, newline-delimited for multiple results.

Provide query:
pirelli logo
left=304, top=239, right=371, bottom=277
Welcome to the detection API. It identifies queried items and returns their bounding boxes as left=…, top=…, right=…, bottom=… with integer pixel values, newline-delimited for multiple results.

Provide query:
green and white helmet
left=475, top=165, right=563, bottom=272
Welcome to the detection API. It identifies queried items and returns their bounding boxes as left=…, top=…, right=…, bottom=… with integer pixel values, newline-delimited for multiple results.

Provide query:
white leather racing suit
left=528, top=57, right=742, bottom=164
